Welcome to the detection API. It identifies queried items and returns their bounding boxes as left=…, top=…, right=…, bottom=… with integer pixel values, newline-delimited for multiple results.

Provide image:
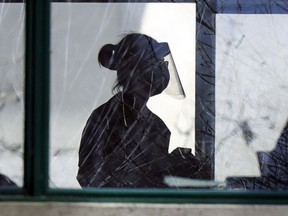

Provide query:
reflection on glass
left=216, top=14, right=288, bottom=190
left=0, top=3, right=25, bottom=188
left=77, top=33, right=201, bottom=188
left=50, top=3, right=198, bottom=188
left=50, top=2, right=288, bottom=191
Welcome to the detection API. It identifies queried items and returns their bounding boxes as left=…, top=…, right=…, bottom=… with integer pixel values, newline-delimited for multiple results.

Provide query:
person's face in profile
left=126, top=56, right=170, bottom=97
left=98, top=34, right=172, bottom=97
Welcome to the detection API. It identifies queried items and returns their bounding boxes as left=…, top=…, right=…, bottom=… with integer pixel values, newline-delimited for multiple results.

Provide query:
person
left=77, top=33, right=201, bottom=188
left=0, top=173, right=17, bottom=187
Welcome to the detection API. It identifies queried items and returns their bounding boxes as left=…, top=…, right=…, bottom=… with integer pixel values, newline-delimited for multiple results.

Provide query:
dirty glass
left=49, top=1, right=202, bottom=188
left=0, top=2, right=25, bottom=188
left=215, top=2, right=288, bottom=191
left=49, top=0, right=288, bottom=191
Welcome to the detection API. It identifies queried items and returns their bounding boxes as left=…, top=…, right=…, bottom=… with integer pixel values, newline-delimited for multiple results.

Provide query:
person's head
left=98, top=33, right=170, bottom=97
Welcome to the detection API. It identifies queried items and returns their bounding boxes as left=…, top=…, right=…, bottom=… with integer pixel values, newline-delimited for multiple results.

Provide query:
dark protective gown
left=0, top=173, right=17, bottom=187
left=77, top=93, right=201, bottom=188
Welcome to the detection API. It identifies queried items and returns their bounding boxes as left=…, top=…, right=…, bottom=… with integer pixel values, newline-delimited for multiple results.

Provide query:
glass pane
left=0, top=2, right=25, bottom=188
left=50, top=2, right=201, bottom=188
left=216, top=14, right=288, bottom=190
left=50, top=1, right=288, bottom=192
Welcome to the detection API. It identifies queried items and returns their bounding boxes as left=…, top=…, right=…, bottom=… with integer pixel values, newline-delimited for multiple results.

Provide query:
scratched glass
left=49, top=1, right=288, bottom=190
left=49, top=2, right=202, bottom=188
left=0, top=2, right=25, bottom=188
left=216, top=13, right=288, bottom=190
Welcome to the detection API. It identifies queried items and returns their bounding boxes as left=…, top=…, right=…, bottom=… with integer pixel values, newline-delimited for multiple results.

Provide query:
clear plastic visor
left=163, top=53, right=185, bottom=99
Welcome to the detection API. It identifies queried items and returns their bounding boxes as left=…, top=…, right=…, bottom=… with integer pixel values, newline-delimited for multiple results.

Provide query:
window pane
left=0, top=2, right=25, bottom=188
left=49, top=2, right=288, bottom=192
left=49, top=2, right=206, bottom=189
left=49, top=1, right=288, bottom=192
left=216, top=14, right=288, bottom=190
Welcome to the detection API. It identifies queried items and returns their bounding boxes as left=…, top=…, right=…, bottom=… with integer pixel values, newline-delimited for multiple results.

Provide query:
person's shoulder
left=90, top=93, right=121, bottom=118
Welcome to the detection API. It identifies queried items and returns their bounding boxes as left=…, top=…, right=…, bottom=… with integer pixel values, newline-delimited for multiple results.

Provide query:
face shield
left=99, top=34, right=185, bottom=98
left=152, top=42, right=185, bottom=99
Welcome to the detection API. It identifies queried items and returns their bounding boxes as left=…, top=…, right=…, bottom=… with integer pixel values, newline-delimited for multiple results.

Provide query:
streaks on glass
left=50, top=2, right=211, bottom=188
left=49, top=0, right=288, bottom=191
left=227, top=123, right=288, bottom=190
left=77, top=33, right=205, bottom=188
left=216, top=9, right=288, bottom=190
left=216, top=0, right=288, bottom=14
left=0, top=3, right=25, bottom=187
left=195, top=0, right=216, bottom=180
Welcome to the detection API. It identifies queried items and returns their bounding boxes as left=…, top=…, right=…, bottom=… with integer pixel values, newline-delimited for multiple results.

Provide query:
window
left=0, top=3, right=24, bottom=188
left=0, top=0, right=288, bottom=204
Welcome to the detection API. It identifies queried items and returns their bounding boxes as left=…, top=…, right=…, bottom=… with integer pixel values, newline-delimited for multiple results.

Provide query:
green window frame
left=0, top=0, right=288, bottom=204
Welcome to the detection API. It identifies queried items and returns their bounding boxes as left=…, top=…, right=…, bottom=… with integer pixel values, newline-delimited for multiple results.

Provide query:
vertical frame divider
left=24, top=0, right=51, bottom=196
left=195, top=0, right=216, bottom=179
